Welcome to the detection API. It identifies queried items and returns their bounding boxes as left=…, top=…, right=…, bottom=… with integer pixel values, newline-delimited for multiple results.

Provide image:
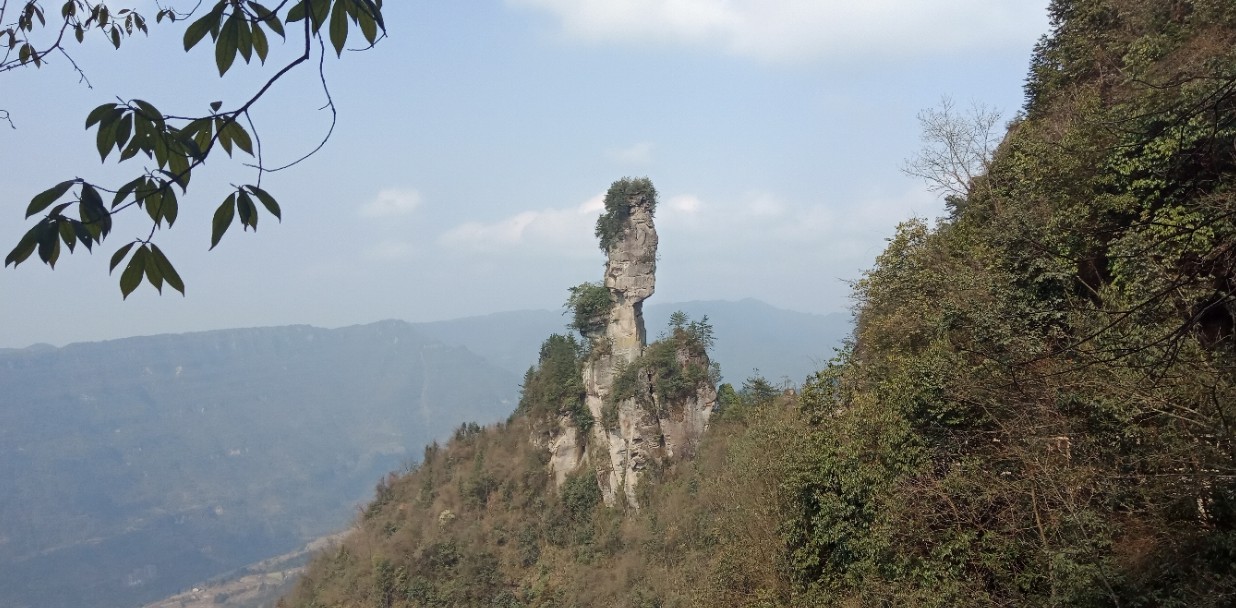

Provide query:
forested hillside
left=282, top=1, right=1236, bottom=606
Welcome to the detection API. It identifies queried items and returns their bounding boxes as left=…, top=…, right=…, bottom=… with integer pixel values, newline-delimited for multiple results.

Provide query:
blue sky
left=0, top=1, right=1050, bottom=348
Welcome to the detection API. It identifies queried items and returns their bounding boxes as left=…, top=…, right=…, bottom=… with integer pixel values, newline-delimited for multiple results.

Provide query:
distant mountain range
left=0, top=300, right=849, bottom=608
left=0, top=321, right=517, bottom=608
left=416, top=298, right=851, bottom=385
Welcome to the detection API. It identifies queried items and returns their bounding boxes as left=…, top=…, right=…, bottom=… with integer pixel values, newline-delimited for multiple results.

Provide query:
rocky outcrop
left=545, top=178, right=716, bottom=507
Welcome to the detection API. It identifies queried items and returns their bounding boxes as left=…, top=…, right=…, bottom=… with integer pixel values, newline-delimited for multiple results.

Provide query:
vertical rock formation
left=546, top=177, right=717, bottom=507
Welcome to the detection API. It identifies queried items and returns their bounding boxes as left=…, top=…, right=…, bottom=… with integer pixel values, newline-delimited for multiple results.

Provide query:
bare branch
left=903, top=97, right=1003, bottom=200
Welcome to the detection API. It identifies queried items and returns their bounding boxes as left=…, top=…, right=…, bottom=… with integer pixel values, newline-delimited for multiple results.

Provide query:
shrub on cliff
left=565, top=282, right=612, bottom=335
left=517, top=334, right=592, bottom=433
left=595, top=177, right=658, bottom=252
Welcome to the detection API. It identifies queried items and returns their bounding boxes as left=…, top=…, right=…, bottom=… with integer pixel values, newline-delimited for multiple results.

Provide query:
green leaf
left=163, top=188, right=179, bottom=226
left=113, top=176, right=144, bottom=208
left=132, top=99, right=164, bottom=129
left=144, top=248, right=164, bottom=293
left=96, top=117, right=120, bottom=161
left=58, top=218, right=76, bottom=252
left=215, top=12, right=240, bottom=76
left=167, top=152, right=191, bottom=185
left=5, top=227, right=39, bottom=267
left=252, top=21, right=269, bottom=62
left=225, top=121, right=254, bottom=155
left=183, top=6, right=217, bottom=50
left=119, top=245, right=147, bottom=298
left=79, top=185, right=112, bottom=239
left=358, top=10, right=377, bottom=44
left=85, top=103, right=115, bottom=128
left=152, top=129, right=170, bottom=167
left=144, top=187, right=164, bottom=224
left=115, top=112, right=134, bottom=151
left=217, top=117, right=234, bottom=156
left=329, top=0, right=348, bottom=56
left=80, top=184, right=105, bottom=214
left=250, top=0, right=284, bottom=37
left=119, top=137, right=143, bottom=162
left=26, top=180, right=75, bottom=218
left=210, top=194, right=236, bottom=249
left=286, top=1, right=306, bottom=23
left=72, top=221, right=95, bottom=252
left=310, top=0, right=329, bottom=31
left=238, top=19, right=254, bottom=63
left=237, top=190, right=257, bottom=230
left=36, top=222, right=61, bottom=268
left=109, top=241, right=136, bottom=272
left=248, top=185, right=282, bottom=220
left=150, top=244, right=185, bottom=295
left=187, top=118, right=213, bottom=157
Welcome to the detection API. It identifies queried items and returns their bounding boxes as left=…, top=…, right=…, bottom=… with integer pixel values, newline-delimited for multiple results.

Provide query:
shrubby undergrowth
left=283, top=2, right=1236, bottom=606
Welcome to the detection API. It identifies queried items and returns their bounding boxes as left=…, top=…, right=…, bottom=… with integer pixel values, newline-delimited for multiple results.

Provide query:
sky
left=0, top=0, right=1051, bottom=349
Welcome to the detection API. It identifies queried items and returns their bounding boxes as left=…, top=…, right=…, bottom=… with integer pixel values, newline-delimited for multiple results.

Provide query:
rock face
left=546, top=178, right=716, bottom=507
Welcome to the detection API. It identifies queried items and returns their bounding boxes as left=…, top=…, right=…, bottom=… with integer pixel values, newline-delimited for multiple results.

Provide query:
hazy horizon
left=0, top=296, right=849, bottom=350
left=1, top=1, right=1050, bottom=349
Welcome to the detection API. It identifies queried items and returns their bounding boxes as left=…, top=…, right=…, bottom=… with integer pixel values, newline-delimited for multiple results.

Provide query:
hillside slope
left=0, top=321, right=517, bottom=608
left=282, top=1, right=1236, bottom=606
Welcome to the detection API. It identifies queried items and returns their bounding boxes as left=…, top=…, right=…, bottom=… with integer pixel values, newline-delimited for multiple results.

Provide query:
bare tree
left=902, top=97, right=1002, bottom=202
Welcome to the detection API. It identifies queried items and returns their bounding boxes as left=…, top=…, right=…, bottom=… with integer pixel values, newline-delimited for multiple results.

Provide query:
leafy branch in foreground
left=3, top=0, right=385, bottom=298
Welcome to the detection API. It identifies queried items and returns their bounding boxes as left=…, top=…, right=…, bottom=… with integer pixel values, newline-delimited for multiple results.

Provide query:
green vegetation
left=282, top=399, right=802, bottom=608
left=595, top=177, right=658, bottom=251
left=3, top=1, right=385, bottom=296
left=518, top=334, right=592, bottom=433
left=611, top=314, right=719, bottom=416
left=564, top=282, right=612, bottom=334
left=769, top=1, right=1236, bottom=603
left=284, top=1, right=1236, bottom=606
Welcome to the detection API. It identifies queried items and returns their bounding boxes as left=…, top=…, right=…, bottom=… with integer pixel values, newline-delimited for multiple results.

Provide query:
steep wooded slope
left=282, top=1, right=1236, bottom=606
left=775, top=0, right=1236, bottom=604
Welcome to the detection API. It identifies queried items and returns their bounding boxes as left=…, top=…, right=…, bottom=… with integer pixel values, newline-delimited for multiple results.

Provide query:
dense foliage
left=283, top=1, right=1236, bottom=606
left=595, top=177, right=657, bottom=252
left=611, top=314, right=720, bottom=419
left=281, top=396, right=802, bottom=608
left=517, top=334, right=591, bottom=434
left=773, top=1, right=1236, bottom=603
left=564, top=282, right=612, bottom=335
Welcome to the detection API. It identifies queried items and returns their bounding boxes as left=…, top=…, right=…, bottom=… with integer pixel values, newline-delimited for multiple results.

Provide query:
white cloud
left=439, top=195, right=604, bottom=254
left=608, top=142, right=655, bottom=164
left=667, top=194, right=702, bottom=214
left=359, top=188, right=422, bottom=218
left=748, top=194, right=785, bottom=218
left=655, top=187, right=940, bottom=254
left=509, top=0, right=1048, bottom=62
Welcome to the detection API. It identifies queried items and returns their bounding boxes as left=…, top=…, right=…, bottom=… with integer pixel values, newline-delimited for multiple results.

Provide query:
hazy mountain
left=415, top=299, right=851, bottom=385
left=0, top=321, right=518, bottom=608
left=2, top=300, right=845, bottom=608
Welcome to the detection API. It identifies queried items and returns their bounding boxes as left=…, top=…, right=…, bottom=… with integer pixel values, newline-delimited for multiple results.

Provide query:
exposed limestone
left=546, top=415, right=586, bottom=487
left=546, top=178, right=717, bottom=508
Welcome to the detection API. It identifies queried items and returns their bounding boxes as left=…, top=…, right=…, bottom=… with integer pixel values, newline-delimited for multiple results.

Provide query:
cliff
left=547, top=177, right=716, bottom=507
